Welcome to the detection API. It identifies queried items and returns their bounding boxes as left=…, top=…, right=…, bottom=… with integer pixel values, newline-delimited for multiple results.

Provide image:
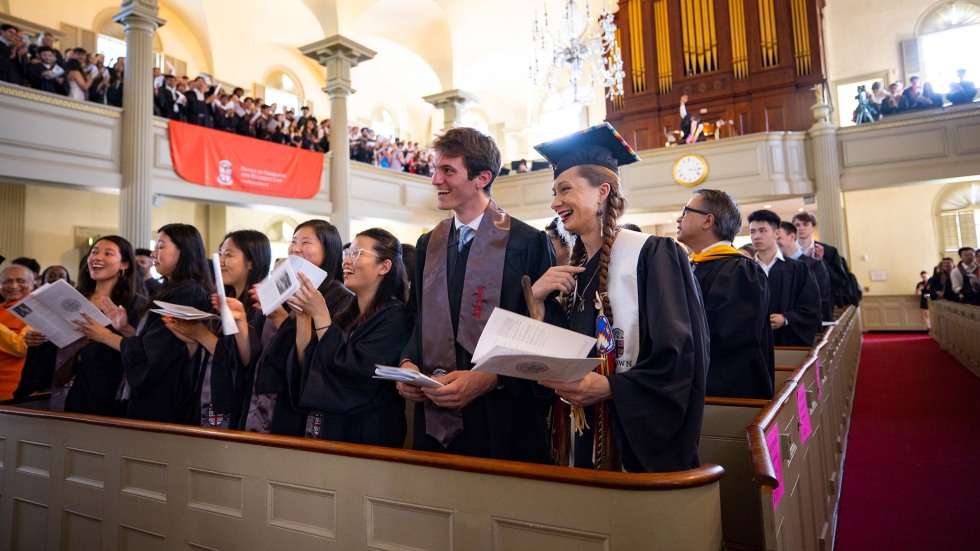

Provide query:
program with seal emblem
left=469, top=308, right=601, bottom=382
left=5, top=280, right=112, bottom=347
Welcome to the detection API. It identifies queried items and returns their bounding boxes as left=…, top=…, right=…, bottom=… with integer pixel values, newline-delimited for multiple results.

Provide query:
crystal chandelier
left=530, top=0, right=625, bottom=106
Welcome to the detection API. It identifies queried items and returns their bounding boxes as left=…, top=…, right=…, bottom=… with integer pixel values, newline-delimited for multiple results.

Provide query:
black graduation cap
left=533, top=122, right=640, bottom=179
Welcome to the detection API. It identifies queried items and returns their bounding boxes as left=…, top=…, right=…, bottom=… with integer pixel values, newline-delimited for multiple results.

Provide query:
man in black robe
left=678, top=189, right=774, bottom=399
left=749, top=210, right=821, bottom=347
left=792, top=212, right=858, bottom=308
left=778, top=222, right=833, bottom=322
left=397, top=127, right=560, bottom=463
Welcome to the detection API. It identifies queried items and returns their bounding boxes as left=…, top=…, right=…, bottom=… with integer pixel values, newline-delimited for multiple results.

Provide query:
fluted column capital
left=301, top=35, right=376, bottom=97
left=113, top=0, right=166, bottom=30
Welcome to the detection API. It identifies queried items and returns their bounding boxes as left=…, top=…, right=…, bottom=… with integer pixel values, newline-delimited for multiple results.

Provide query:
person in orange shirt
left=0, top=264, right=34, bottom=399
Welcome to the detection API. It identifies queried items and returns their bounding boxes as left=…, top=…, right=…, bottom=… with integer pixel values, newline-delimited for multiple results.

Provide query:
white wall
left=843, top=182, right=945, bottom=296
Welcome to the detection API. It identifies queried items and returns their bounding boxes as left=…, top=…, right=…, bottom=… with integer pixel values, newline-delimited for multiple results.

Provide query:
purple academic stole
left=420, top=202, right=510, bottom=446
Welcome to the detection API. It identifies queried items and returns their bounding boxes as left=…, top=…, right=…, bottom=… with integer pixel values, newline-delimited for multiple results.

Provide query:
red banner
left=168, top=120, right=323, bottom=199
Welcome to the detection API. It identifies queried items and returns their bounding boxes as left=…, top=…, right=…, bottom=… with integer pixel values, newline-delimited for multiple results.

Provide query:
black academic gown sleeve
left=120, top=282, right=211, bottom=424
left=403, top=218, right=561, bottom=463
left=800, top=255, right=833, bottom=322
left=696, top=255, right=775, bottom=400
left=295, top=302, right=412, bottom=447
left=255, top=279, right=353, bottom=436
left=818, top=242, right=850, bottom=307
left=769, top=259, right=822, bottom=347
left=606, top=236, right=710, bottom=473
left=65, top=296, right=146, bottom=417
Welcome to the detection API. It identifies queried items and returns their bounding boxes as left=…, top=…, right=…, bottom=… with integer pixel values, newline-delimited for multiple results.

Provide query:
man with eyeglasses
left=396, top=127, right=561, bottom=463
left=677, top=190, right=775, bottom=399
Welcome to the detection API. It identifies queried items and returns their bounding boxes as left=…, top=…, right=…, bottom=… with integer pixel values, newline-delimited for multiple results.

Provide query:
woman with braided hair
left=530, top=124, right=710, bottom=473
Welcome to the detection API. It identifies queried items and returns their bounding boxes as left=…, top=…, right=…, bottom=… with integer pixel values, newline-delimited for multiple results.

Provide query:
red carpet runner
left=835, top=333, right=980, bottom=551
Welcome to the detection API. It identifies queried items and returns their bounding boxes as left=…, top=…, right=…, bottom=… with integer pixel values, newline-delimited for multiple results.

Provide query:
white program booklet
left=6, top=280, right=111, bottom=348
left=256, top=255, right=328, bottom=315
left=469, top=308, right=600, bottom=382
left=151, top=300, right=218, bottom=320
left=212, top=253, right=239, bottom=335
left=373, top=365, right=444, bottom=387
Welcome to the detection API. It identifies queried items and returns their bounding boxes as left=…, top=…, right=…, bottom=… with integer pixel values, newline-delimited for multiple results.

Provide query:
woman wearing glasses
left=244, top=219, right=353, bottom=435
left=528, top=124, right=709, bottom=473
left=286, top=228, right=412, bottom=447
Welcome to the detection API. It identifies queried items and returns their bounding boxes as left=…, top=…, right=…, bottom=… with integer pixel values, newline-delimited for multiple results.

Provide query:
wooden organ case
left=605, top=0, right=826, bottom=149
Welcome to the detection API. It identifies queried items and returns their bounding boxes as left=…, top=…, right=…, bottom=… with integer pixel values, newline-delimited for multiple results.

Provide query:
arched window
left=264, top=216, right=299, bottom=262
left=373, top=107, right=399, bottom=140
left=936, top=182, right=980, bottom=252
left=264, top=71, right=303, bottom=114
left=915, top=2, right=980, bottom=94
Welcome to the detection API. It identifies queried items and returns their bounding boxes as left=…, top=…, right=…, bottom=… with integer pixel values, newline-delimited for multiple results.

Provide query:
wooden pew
left=0, top=407, right=725, bottom=550
left=700, top=397, right=770, bottom=549
left=929, top=300, right=980, bottom=377
left=700, top=305, right=862, bottom=551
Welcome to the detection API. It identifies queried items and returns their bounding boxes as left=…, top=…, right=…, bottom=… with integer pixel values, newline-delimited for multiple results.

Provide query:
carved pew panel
left=0, top=409, right=725, bottom=551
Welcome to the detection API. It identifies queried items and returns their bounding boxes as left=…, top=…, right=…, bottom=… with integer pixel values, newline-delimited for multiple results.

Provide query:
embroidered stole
left=553, top=230, right=647, bottom=471
left=420, top=201, right=510, bottom=446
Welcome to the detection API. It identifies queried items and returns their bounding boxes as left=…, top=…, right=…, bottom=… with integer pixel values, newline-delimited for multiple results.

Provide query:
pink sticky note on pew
left=798, top=385, right=812, bottom=445
left=766, top=424, right=784, bottom=509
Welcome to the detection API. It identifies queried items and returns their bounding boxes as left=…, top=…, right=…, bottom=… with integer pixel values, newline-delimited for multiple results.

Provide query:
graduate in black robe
left=560, top=237, right=710, bottom=471
left=530, top=124, right=710, bottom=473
left=76, top=225, right=215, bottom=425
left=766, top=258, right=821, bottom=346
left=749, top=211, right=821, bottom=348
left=22, top=236, right=147, bottom=416
left=397, top=128, right=560, bottom=464
left=160, top=230, right=273, bottom=429
left=779, top=222, right=833, bottom=322
left=289, top=228, right=412, bottom=447
left=694, top=253, right=775, bottom=397
left=677, top=189, right=774, bottom=400
left=243, top=219, right=353, bottom=436
left=65, top=298, right=145, bottom=416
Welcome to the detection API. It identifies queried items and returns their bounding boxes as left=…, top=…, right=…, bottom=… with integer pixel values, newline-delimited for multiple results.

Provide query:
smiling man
left=0, top=264, right=34, bottom=399
left=397, top=127, right=560, bottom=463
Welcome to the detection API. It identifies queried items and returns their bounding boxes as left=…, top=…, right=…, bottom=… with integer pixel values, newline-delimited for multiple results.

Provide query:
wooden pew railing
left=929, top=300, right=980, bottom=378
left=0, top=406, right=724, bottom=550
left=700, top=305, right=862, bottom=551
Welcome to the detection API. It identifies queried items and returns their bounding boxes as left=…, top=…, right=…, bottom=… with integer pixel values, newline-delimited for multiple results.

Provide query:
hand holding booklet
left=470, top=308, right=601, bottom=383
left=373, top=365, right=443, bottom=388
left=151, top=301, right=218, bottom=320
left=6, top=280, right=112, bottom=348
left=212, top=253, right=239, bottom=335
left=256, top=255, right=328, bottom=315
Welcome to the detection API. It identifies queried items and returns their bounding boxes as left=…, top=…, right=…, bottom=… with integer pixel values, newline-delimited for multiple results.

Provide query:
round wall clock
left=672, top=154, right=708, bottom=187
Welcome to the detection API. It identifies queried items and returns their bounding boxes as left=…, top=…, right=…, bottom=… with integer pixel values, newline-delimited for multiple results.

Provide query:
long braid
left=564, top=238, right=588, bottom=321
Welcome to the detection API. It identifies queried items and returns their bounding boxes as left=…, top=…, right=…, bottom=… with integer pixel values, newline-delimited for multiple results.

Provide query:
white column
left=301, top=36, right=376, bottom=243
left=423, top=89, right=478, bottom=133
left=114, top=0, right=165, bottom=249
left=808, top=100, right=849, bottom=260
